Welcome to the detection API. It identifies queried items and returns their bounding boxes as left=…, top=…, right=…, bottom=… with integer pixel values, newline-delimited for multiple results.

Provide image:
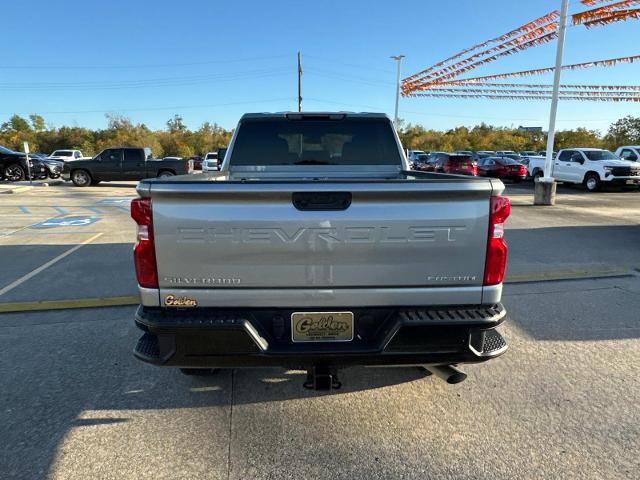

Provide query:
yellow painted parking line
left=506, top=266, right=632, bottom=284
left=0, top=186, right=34, bottom=194
left=0, top=232, right=104, bottom=296
left=0, top=296, right=139, bottom=313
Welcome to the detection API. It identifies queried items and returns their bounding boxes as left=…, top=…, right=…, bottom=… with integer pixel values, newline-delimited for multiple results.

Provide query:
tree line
left=0, top=114, right=232, bottom=158
left=398, top=116, right=640, bottom=153
left=1, top=113, right=639, bottom=157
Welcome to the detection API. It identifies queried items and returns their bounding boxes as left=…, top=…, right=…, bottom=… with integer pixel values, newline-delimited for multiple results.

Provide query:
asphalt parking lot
left=1, top=180, right=639, bottom=479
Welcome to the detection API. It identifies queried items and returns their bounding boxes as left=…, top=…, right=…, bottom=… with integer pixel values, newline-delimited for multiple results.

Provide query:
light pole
left=391, top=55, right=405, bottom=129
left=535, top=0, right=570, bottom=205
left=297, top=51, right=303, bottom=112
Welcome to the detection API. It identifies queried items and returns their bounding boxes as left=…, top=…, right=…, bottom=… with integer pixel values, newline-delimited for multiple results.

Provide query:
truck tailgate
left=148, top=180, right=494, bottom=299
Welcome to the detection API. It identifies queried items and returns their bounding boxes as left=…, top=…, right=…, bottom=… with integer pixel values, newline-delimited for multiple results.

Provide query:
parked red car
left=478, top=156, right=527, bottom=182
left=432, top=154, right=477, bottom=176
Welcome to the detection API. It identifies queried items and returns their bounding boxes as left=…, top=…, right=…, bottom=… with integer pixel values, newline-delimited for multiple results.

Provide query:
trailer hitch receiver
left=303, top=366, right=342, bottom=390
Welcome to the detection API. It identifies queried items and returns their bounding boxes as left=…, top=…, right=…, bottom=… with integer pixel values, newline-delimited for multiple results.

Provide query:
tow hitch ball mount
left=304, top=366, right=341, bottom=391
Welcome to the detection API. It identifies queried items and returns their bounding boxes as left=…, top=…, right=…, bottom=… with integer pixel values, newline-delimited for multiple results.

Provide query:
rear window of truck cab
left=230, top=117, right=402, bottom=166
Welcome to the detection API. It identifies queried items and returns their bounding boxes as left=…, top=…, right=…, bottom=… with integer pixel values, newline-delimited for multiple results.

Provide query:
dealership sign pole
left=544, top=0, right=570, bottom=180
left=391, top=55, right=405, bottom=129
left=535, top=0, right=569, bottom=205
left=23, top=142, right=32, bottom=186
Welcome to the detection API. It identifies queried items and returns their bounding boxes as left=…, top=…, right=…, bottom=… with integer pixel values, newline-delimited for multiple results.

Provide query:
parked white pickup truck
left=130, top=112, right=510, bottom=389
left=615, top=146, right=640, bottom=162
left=552, top=148, right=640, bottom=191
left=48, top=149, right=84, bottom=161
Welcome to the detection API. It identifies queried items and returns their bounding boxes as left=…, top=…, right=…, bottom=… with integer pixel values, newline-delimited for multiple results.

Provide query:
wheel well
left=583, top=170, right=600, bottom=182
left=3, top=162, right=25, bottom=175
left=71, top=168, right=92, bottom=178
left=158, top=169, right=176, bottom=175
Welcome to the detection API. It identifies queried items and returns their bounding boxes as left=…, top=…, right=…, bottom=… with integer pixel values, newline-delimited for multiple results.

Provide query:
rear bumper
left=134, top=303, right=507, bottom=368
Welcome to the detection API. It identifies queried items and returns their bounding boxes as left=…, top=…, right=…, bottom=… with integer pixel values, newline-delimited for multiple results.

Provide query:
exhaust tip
left=426, top=365, right=467, bottom=384
left=446, top=371, right=467, bottom=384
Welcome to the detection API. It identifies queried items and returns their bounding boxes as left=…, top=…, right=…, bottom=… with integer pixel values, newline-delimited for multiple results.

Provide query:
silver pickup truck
left=131, top=112, right=510, bottom=389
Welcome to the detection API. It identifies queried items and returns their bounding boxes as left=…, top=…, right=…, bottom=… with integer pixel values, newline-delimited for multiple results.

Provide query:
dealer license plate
left=291, top=312, right=354, bottom=342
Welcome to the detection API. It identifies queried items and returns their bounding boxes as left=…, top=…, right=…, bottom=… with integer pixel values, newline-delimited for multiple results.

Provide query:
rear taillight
left=484, top=196, right=511, bottom=286
left=131, top=197, right=158, bottom=288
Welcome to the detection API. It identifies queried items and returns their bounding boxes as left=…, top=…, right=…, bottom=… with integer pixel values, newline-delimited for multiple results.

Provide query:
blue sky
left=2, top=0, right=639, bottom=133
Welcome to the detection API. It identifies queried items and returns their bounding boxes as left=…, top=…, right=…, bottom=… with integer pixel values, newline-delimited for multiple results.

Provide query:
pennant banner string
left=413, top=88, right=640, bottom=96
left=573, top=0, right=640, bottom=24
left=403, top=10, right=560, bottom=83
left=581, top=8, right=640, bottom=27
left=435, top=82, right=640, bottom=90
left=582, top=0, right=623, bottom=4
left=408, top=93, right=640, bottom=102
left=411, top=22, right=559, bottom=83
left=402, top=54, right=640, bottom=94
left=404, top=31, right=559, bottom=91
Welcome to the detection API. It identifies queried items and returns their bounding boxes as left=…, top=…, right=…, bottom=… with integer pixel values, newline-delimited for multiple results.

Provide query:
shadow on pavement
left=507, top=224, right=640, bottom=276
left=0, top=307, right=431, bottom=479
left=55, top=182, right=139, bottom=189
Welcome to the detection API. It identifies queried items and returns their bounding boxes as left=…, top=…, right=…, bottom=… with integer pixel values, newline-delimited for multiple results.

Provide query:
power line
left=304, top=67, right=395, bottom=88
left=0, top=54, right=292, bottom=70
left=0, top=67, right=291, bottom=91
left=303, top=54, right=395, bottom=74
left=0, top=98, right=294, bottom=115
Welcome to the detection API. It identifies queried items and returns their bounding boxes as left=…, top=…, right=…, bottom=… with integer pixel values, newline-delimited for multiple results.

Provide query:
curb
left=0, top=186, right=34, bottom=194
left=505, top=266, right=633, bottom=284
left=0, top=296, right=139, bottom=313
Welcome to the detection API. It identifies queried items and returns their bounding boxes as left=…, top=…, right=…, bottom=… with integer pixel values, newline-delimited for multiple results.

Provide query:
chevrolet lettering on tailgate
left=177, top=225, right=466, bottom=244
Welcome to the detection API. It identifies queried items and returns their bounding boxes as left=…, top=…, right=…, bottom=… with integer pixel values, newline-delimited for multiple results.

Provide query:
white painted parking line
left=0, top=233, right=104, bottom=297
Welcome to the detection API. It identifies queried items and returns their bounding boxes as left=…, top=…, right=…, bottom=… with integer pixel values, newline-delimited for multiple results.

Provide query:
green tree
left=553, top=128, right=603, bottom=150
left=167, top=114, right=187, bottom=133
left=604, top=116, right=640, bottom=149
left=29, top=114, right=46, bottom=132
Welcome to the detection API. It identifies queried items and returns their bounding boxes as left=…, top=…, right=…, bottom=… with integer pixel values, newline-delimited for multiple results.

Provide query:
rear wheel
left=4, top=164, right=26, bottom=182
left=584, top=173, right=601, bottom=192
left=71, top=169, right=92, bottom=187
left=179, top=368, right=220, bottom=376
left=157, top=170, right=175, bottom=178
left=533, top=170, right=544, bottom=182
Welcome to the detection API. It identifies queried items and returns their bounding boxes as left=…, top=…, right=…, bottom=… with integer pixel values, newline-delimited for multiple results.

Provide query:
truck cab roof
left=240, top=112, right=391, bottom=121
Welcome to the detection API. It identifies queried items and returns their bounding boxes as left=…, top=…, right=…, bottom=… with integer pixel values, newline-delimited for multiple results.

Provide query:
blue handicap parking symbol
left=31, top=216, right=101, bottom=229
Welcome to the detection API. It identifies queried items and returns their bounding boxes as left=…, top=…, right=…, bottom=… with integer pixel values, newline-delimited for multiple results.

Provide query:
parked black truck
left=1, top=145, right=48, bottom=181
left=62, top=147, right=193, bottom=186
